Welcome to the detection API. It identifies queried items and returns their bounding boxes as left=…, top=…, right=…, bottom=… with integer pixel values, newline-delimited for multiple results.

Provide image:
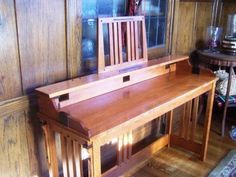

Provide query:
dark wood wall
left=0, top=0, right=235, bottom=176
left=0, top=1, right=82, bottom=176
left=172, top=0, right=214, bottom=54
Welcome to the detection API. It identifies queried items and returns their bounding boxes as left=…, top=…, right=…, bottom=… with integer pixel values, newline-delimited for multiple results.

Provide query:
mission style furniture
left=196, top=50, right=236, bottom=137
left=36, top=16, right=217, bottom=177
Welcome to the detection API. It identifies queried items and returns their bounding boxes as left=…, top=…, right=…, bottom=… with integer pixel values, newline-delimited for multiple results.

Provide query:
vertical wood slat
left=130, top=21, right=135, bottom=60
left=117, top=22, right=123, bottom=64
left=15, top=1, right=67, bottom=93
left=108, top=23, right=114, bottom=65
left=0, top=0, right=22, bottom=101
left=117, top=135, right=123, bottom=165
left=126, top=22, right=131, bottom=62
left=67, top=138, right=74, bottom=177
left=201, top=83, right=215, bottom=161
left=123, top=134, right=128, bottom=161
left=66, top=0, right=82, bottom=78
left=184, top=100, right=192, bottom=140
left=42, top=125, right=59, bottom=177
left=141, top=18, right=148, bottom=60
left=113, top=22, right=119, bottom=64
left=73, top=141, right=83, bottom=177
left=92, top=142, right=102, bottom=177
left=167, top=110, right=173, bottom=147
left=134, top=21, right=139, bottom=60
left=180, top=104, right=186, bottom=138
left=61, top=135, right=69, bottom=177
left=98, top=19, right=105, bottom=72
left=190, top=97, right=199, bottom=141
left=128, top=132, right=132, bottom=158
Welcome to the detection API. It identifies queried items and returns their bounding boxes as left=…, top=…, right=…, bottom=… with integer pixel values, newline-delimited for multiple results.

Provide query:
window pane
left=157, top=17, right=166, bottom=45
left=148, top=16, right=158, bottom=47
left=97, top=0, right=113, bottom=17
left=82, top=0, right=97, bottom=18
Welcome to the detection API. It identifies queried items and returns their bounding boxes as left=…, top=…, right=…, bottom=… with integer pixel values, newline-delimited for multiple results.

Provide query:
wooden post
left=200, top=82, right=215, bottom=161
left=167, top=110, right=173, bottom=147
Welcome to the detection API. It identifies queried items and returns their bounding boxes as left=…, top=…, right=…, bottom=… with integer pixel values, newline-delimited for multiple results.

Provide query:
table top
left=197, top=50, right=236, bottom=67
left=60, top=61, right=217, bottom=138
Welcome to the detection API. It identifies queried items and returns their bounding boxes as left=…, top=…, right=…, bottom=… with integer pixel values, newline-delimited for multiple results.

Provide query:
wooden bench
left=36, top=16, right=217, bottom=177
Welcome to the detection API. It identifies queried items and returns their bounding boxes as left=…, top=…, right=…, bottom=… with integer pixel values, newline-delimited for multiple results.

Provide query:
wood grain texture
left=0, top=0, right=22, bottom=101
left=175, top=2, right=196, bottom=54
left=15, top=0, right=67, bottom=94
left=66, top=0, right=82, bottom=78
left=0, top=111, right=31, bottom=177
left=172, top=1, right=214, bottom=54
left=127, top=122, right=236, bottom=177
left=194, top=2, right=213, bottom=49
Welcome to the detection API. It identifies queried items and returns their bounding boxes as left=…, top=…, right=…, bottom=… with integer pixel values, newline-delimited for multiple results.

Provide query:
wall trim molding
left=0, top=95, right=36, bottom=116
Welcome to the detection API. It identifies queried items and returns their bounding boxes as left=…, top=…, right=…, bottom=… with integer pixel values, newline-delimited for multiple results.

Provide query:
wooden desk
left=197, top=50, right=236, bottom=137
left=36, top=56, right=217, bottom=177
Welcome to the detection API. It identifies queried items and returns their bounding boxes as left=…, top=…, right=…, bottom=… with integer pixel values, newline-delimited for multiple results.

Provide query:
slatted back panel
left=42, top=123, right=86, bottom=177
left=98, top=16, right=148, bottom=73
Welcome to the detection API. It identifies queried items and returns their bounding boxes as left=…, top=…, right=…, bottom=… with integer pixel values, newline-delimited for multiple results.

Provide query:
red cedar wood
left=126, top=22, right=131, bottom=62
left=60, top=135, right=69, bottom=177
left=190, top=96, right=200, bottom=140
left=36, top=55, right=188, bottom=98
left=184, top=100, right=192, bottom=140
left=117, top=22, right=123, bottom=64
left=134, top=21, right=139, bottom=59
left=97, top=16, right=147, bottom=72
left=108, top=23, right=114, bottom=65
left=113, top=22, right=119, bottom=64
left=39, top=60, right=217, bottom=177
left=130, top=21, right=135, bottom=60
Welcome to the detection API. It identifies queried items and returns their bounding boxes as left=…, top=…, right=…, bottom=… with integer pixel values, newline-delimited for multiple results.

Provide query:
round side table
left=197, top=50, right=236, bottom=137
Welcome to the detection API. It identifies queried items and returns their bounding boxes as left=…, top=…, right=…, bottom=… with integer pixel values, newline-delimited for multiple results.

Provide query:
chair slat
left=130, top=21, right=135, bottom=60
left=108, top=23, right=114, bottom=65
left=134, top=21, right=139, bottom=59
left=141, top=19, right=147, bottom=59
left=98, top=16, right=147, bottom=72
left=118, top=22, right=123, bottom=64
left=126, top=22, right=131, bottom=62
left=113, top=22, right=119, bottom=64
left=98, top=19, right=105, bottom=72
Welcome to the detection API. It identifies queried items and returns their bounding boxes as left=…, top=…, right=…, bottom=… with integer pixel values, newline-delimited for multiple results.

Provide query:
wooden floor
left=124, top=109, right=236, bottom=177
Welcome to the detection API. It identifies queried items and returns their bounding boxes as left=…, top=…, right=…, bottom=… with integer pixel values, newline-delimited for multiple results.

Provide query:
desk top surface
left=60, top=61, right=217, bottom=138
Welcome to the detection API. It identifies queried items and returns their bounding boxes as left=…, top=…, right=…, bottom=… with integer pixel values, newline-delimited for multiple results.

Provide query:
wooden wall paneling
left=66, top=0, right=82, bottom=78
left=171, top=0, right=180, bottom=55
left=15, top=0, right=67, bottom=94
left=0, top=97, right=42, bottom=177
left=25, top=110, right=42, bottom=177
left=172, top=1, right=197, bottom=54
left=0, top=111, right=31, bottom=177
left=194, top=2, right=213, bottom=49
left=0, top=0, right=22, bottom=101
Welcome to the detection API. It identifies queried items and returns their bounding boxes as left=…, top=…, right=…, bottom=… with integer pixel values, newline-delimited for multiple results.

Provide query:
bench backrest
left=98, top=16, right=148, bottom=73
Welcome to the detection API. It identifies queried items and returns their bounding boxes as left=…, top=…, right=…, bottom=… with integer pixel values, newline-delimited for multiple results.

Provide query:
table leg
left=221, top=66, right=233, bottom=137
left=201, top=82, right=215, bottom=161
